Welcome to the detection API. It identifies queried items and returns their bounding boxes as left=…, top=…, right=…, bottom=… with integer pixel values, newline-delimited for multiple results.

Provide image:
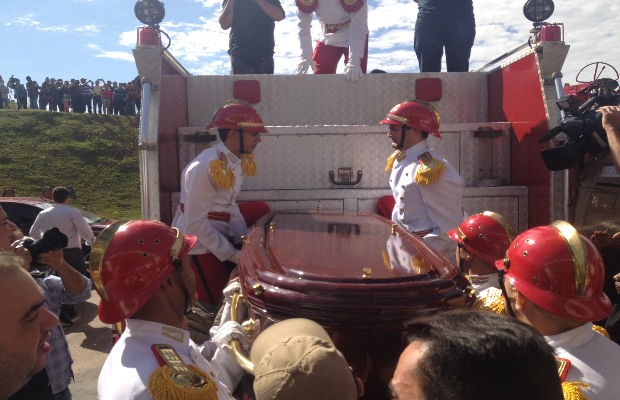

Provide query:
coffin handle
left=230, top=291, right=255, bottom=374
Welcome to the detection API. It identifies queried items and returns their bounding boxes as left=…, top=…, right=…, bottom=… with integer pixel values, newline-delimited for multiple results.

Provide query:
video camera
left=18, top=228, right=68, bottom=275
left=538, top=93, right=620, bottom=171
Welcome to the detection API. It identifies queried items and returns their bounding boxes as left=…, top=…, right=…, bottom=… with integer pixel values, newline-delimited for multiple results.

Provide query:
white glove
left=296, top=54, right=317, bottom=75
left=227, top=249, right=241, bottom=264
left=223, top=281, right=241, bottom=301
left=211, top=320, right=249, bottom=354
left=214, top=281, right=246, bottom=327
left=345, top=57, right=363, bottom=82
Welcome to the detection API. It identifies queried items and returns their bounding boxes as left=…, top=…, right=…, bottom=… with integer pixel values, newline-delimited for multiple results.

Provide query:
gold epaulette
left=414, top=152, right=445, bottom=185
left=242, top=154, right=257, bottom=177
left=592, top=325, right=611, bottom=339
left=562, top=382, right=589, bottom=400
left=148, top=345, right=219, bottom=400
left=209, top=154, right=236, bottom=191
left=385, top=150, right=401, bottom=172
left=471, top=287, right=507, bottom=315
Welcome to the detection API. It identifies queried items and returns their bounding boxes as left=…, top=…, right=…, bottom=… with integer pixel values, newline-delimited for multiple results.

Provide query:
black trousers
left=230, top=52, right=275, bottom=75
left=62, top=247, right=89, bottom=277
left=414, top=16, right=476, bottom=72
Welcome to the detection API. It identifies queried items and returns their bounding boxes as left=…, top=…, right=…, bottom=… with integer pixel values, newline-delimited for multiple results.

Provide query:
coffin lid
left=238, top=210, right=474, bottom=330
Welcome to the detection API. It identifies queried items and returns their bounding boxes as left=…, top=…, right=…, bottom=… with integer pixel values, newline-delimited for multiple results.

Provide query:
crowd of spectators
left=0, top=75, right=141, bottom=116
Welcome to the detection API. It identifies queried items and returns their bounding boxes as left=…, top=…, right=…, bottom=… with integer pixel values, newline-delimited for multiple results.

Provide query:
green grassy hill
left=0, top=110, right=141, bottom=219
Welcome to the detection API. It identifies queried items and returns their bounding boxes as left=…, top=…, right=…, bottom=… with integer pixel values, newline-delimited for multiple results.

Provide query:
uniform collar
left=124, top=319, right=191, bottom=347
left=218, top=142, right=241, bottom=165
left=400, top=140, right=429, bottom=163
left=545, top=322, right=594, bottom=350
left=52, top=203, right=68, bottom=208
left=469, top=273, right=499, bottom=293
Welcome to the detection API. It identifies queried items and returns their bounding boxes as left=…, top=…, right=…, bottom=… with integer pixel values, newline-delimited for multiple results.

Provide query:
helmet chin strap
left=498, top=269, right=517, bottom=318
left=238, top=127, right=245, bottom=155
left=173, top=260, right=193, bottom=316
left=398, top=124, right=407, bottom=150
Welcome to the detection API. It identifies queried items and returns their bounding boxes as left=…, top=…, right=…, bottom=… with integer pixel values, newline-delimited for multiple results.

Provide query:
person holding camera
left=1, top=204, right=92, bottom=400
left=599, top=106, right=620, bottom=172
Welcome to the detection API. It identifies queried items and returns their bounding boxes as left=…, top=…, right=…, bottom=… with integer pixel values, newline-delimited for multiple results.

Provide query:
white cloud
left=36, top=26, right=70, bottom=33
left=74, top=25, right=101, bottom=34
left=88, top=43, right=100, bottom=49
left=6, top=14, right=40, bottom=26
left=193, top=0, right=221, bottom=8
left=95, top=51, right=135, bottom=62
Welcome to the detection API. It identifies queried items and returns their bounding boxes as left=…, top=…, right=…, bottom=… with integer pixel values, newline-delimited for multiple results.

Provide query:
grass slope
left=0, top=110, right=141, bottom=219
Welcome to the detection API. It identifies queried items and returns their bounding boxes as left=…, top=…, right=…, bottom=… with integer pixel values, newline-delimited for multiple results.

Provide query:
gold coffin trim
left=482, top=211, right=517, bottom=242
left=551, top=221, right=588, bottom=297
left=89, top=220, right=132, bottom=301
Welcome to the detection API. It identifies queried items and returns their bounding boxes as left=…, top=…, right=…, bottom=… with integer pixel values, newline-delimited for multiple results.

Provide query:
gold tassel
left=414, top=159, right=445, bottom=185
left=472, top=288, right=507, bottom=316
left=592, top=325, right=611, bottom=339
left=242, top=154, right=258, bottom=177
left=382, top=251, right=391, bottom=268
left=562, top=382, right=589, bottom=400
left=147, top=364, right=219, bottom=400
left=385, top=151, right=401, bottom=172
left=209, top=158, right=236, bottom=191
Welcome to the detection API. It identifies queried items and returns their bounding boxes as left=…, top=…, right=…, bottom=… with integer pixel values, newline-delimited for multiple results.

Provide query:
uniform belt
left=413, top=229, right=433, bottom=238
left=179, top=203, right=231, bottom=223
left=323, top=20, right=351, bottom=33
left=207, top=212, right=231, bottom=222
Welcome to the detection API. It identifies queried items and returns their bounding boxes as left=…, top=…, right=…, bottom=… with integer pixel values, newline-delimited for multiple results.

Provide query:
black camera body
left=21, top=227, right=69, bottom=270
left=539, top=93, right=620, bottom=171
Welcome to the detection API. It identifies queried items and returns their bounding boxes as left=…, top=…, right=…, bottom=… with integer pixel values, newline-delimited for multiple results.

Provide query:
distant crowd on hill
left=0, top=75, right=142, bottom=116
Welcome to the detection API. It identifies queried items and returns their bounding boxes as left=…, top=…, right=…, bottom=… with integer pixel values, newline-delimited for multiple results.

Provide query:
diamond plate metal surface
left=186, top=73, right=488, bottom=128
left=177, top=127, right=218, bottom=174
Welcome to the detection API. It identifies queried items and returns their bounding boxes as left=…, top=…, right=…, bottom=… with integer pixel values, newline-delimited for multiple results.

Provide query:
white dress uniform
left=297, top=0, right=368, bottom=60
left=389, top=140, right=465, bottom=265
left=469, top=273, right=499, bottom=300
left=98, top=319, right=243, bottom=400
left=545, top=322, right=620, bottom=400
left=173, top=142, right=249, bottom=261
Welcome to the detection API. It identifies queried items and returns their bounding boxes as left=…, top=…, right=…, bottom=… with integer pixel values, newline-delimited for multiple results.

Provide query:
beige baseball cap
left=251, top=318, right=358, bottom=400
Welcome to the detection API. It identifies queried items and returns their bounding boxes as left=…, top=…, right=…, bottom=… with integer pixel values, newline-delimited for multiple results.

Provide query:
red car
left=0, top=197, right=114, bottom=256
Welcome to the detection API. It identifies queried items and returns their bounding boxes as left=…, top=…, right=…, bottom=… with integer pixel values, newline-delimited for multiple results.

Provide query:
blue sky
left=2, top=0, right=620, bottom=86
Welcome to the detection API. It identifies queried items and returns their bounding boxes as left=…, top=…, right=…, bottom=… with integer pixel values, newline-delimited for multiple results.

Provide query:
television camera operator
left=1, top=204, right=92, bottom=400
left=599, top=105, right=620, bottom=172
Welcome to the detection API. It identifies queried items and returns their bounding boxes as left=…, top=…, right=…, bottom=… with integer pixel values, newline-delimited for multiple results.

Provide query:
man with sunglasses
left=93, top=220, right=248, bottom=400
left=496, top=221, right=620, bottom=400
left=380, top=100, right=465, bottom=265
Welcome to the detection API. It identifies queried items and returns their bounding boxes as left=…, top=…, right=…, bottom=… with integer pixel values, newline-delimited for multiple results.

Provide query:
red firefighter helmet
left=89, top=220, right=197, bottom=324
left=206, top=100, right=268, bottom=133
left=379, top=100, right=441, bottom=138
left=448, top=211, right=517, bottom=266
left=495, top=221, right=611, bottom=322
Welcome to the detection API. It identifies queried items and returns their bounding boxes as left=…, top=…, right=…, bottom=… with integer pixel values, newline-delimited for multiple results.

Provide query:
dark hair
left=218, top=128, right=231, bottom=142
left=2, top=188, right=14, bottom=197
left=421, top=131, right=430, bottom=139
left=405, top=311, right=563, bottom=400
left=52, top=187, right=70, bottom=203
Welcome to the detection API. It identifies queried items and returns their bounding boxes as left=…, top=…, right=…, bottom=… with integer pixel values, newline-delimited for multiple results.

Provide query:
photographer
left=1, top=204, right=92, bottom=400
left=599, top=106, right=620, bottom=172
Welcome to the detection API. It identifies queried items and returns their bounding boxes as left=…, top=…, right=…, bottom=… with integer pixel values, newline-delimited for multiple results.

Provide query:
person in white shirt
left=173, top=101, right=269, bottom=305
left=92, top=220, right=247, bottom=400
left=447, top=211, right=516, bottom=307
left=498, top=221, right=620, bottom=400
left=295, top=0, right=368, bottom=81
left=29, top=186, right=95, bottom=278
left=380, top=100, right=465, bottom=265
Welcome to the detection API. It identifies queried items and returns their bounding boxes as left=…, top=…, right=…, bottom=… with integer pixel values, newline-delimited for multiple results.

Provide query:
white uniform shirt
left=469, top=273, right=499, bottom=299
left=173, top=142, right=249, bottom=261
left=545, top=322, right=620, bottom=400
left=297, top=0, right=368, bottom=59
left=389, top=140, right=464, bottom=262
left=98, top=319, right=243, bottom=400
left=30, top=204, right=96, bottom=248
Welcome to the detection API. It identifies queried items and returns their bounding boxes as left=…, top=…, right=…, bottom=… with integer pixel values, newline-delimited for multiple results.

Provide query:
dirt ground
left=64, top=290, right=112, bottom=399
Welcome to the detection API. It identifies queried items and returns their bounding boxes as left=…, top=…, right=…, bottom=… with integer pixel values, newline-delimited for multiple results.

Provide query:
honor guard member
left=173, top=100, right=269, bottom=305
left=93, top=220, right=247, bottom=400
left=497, top=221, right=620, bottom=400
left=295, top=0, right=369, bottom=81
left=448, top=212, right=516, bottom=310
left=381, top=100, right=465, bottom=265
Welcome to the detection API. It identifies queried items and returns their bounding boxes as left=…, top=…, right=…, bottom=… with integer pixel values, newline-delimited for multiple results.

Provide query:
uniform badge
left=414, top=152, right=445, bottom=185
left=148, top=344, right=219, bottom=400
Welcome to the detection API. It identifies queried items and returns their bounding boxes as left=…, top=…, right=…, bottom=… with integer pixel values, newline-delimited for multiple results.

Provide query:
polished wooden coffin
left=238, top=210, right=474, bottom=330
